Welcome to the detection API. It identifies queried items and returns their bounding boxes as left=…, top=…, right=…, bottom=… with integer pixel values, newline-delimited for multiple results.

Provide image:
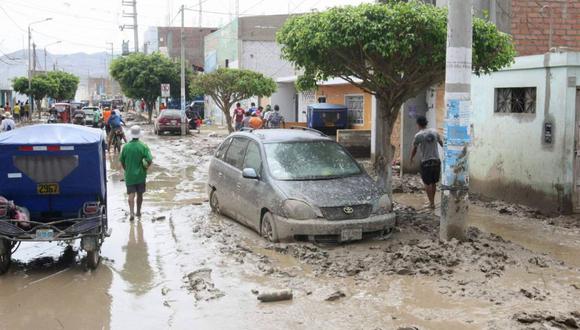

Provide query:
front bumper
left=272, top=212, right=396, bottom=242
left=0, top=216, right=105, bottom=242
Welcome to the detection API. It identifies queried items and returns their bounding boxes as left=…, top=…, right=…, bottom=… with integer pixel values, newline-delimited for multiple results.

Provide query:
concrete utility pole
left=198, top=0, right=202, bottom=28
left=440, top=0, right=473, bottom=241
left=107, top=42, right=115, bottom=98
left=28, top=18, right=52, bottom=117
left=180, top=4, right=186, bottom=112
left=44, top=41, right=61, bottom=72
left=121, top=0, right=139, bottom=52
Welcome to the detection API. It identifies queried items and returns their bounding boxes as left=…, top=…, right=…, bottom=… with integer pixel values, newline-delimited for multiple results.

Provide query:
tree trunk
left=223, top=109, right=234, bottom=133
left=147, top=101, right=155, bottom=123
left=373, top=98, right=396, bottom=196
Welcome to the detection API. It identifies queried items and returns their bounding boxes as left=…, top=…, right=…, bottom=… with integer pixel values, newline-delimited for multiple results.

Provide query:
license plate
left=36, top=229, right=54, bottom=240
left=340, top=228, right=362, bottom=242
left=171, top=120, right=177, bottom=125
left=37, top=183, right=59, bottom=195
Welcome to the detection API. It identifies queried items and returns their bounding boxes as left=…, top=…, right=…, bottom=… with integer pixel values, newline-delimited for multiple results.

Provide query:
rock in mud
left=528, top=256, right=549, bottom=268
left=325, top=290, right=346, bottom=301
left=185, top=268, right=225, bottom=301
left=513, top=311, right=580, bottom=328
left=257, top=289, right=293, bottom=302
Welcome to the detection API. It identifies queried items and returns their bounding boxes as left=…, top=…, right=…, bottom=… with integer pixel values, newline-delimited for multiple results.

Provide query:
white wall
left=241, top=41, right=296, bottom=79
left=271, top=82, right=296, bottom=121
left=470, top=52, right=580, bottom=212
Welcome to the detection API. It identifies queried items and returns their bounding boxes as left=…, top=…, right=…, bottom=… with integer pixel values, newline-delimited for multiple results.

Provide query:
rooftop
left=234, top=128, right=330, bottom=143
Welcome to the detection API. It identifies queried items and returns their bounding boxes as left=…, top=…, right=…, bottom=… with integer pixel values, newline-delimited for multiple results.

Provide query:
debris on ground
left=257, top=289, right=293, bottom=302
left=325, top=290, right=346, bottom=301
left=513, top=311, right=580, bottom=329
left=184, top=268, right=225, bottom=301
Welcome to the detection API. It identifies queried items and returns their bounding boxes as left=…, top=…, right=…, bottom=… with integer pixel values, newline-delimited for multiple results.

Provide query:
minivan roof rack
left=289, top=126, right=327, bottom=137
left=239, top=127, right=255, bottom=133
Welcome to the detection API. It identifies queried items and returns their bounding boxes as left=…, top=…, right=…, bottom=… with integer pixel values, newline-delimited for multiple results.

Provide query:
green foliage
left=110, top=52, right=190, bottom=120
left=46, top=71, right=80, bottom=101
left=12, top=75, right=59, bottom=101
left=190, top=68, right=277, bottom=132
left=277, top=1, right=516, bottom=117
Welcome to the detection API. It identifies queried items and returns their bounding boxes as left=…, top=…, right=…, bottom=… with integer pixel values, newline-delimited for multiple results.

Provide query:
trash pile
left=0, top=196, right=30, bottom=229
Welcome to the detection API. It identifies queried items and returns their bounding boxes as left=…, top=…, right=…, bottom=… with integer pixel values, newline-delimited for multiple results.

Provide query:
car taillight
left=83, top=202, right=100, bottom=215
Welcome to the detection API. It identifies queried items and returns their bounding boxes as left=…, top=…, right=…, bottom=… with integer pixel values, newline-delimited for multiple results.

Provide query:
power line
left=0, top=5, right=26, bottom=33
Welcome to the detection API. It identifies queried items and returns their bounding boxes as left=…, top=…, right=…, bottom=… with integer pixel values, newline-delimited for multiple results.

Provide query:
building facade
left=144, top=26, right=217, bottom=70
left=470, top=52, right=580, bottom=213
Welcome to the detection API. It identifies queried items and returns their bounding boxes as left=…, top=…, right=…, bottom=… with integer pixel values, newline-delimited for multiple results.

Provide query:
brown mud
left=0, top=125, right=578, bottom=330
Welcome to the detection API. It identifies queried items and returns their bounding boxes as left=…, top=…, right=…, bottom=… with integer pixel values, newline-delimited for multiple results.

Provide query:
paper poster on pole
left=161, top=84, right=170, bottom=98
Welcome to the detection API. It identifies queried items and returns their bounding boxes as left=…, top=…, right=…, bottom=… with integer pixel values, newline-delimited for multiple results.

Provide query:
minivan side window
left=215, top=138, right=231, bottom=160
left=224, top=138, right=249, bottom=170
left=243, top=142, right=262, bottom=173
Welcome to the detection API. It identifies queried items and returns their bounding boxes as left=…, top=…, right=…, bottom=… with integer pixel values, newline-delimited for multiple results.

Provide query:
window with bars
left=345, top=95, right=364, bottom=125
left=494, top=87, right=537, bottom=114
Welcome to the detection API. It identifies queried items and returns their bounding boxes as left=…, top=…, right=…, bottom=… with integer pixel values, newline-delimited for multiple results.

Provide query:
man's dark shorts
left=127, top=183, right=146, bottom=194
left=420, top=159, right=441, bottom=185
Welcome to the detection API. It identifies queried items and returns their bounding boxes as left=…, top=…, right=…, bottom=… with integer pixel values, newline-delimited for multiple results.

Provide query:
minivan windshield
left=264, top=141, right=362, bottom=180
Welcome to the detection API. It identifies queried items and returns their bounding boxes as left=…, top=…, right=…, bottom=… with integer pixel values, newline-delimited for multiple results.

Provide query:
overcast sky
left=0, top=0, right=370, bottom=55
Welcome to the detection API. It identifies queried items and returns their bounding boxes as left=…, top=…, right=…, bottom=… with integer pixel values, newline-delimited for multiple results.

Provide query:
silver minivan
left=207, top=128, right=395, bottom=243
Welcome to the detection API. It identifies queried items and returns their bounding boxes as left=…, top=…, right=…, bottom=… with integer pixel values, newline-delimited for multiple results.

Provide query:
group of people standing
left=5, top=101, right=30, bottom=123
left=233, top=102, right=285, bottom=131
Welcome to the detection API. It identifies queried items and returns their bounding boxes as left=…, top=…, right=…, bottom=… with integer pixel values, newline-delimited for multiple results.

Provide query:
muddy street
left=1, top=125, right=579, bottom=330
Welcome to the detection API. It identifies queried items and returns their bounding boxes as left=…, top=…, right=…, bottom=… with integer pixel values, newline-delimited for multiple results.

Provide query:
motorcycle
left=73, top=113, right=85, bottom=126
left=111, top=129, right=124, bottom=153
left=47, top=113, right=58, bottom=124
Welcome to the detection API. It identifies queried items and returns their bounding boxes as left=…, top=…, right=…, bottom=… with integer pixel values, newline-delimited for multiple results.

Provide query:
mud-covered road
left=1, top=124, right=579, bottom=330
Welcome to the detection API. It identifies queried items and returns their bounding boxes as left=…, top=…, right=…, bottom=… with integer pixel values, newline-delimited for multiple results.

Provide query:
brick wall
left=511, top=0, right=580, bottom=56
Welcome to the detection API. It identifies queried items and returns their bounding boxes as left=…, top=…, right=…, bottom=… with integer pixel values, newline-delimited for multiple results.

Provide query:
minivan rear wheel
left=261, top=212, right=279, bottom=243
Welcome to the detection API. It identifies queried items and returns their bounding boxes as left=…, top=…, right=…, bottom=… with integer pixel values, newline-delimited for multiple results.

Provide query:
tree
left=277, top=1, right=515, bottom=194
left=190, top=68, right=277, bottom=132
left=110, top=52, right=188, bottom=122
left=46, top=71, right=80, bottom=101
left=12, top=75, right=58, bottom=111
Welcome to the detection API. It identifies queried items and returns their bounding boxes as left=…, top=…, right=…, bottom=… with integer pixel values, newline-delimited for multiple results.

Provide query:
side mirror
left=242, top=168, right=259, bottom=180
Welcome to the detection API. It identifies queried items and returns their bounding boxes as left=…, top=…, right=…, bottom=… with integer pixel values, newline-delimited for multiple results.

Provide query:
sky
left=0, top=0, right=370, bottom=56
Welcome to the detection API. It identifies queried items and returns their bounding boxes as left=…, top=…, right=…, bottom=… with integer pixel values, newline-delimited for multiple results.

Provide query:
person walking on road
left=410, top=116, right=443, bottom=210
left=120, top=125, right=153, bottom=221
left=242, top=111, right=252, bottom=128
left=13, top=102, right=20, bottom=123
left=23, top=101, right=30, bottom=122
left=265, top=105, right=285, bottom=129
left=0, top=112, right=16, bottom=132
left=248, top=112, right=264, bottom=129
left=233, top=103, right=245, bottom=131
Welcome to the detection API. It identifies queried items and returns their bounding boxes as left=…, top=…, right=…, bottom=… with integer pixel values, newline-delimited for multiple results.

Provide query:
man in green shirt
left=120, top=125, right=153, bottom=220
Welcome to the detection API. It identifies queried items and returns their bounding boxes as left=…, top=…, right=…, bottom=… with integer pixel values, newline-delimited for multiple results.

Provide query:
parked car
left=154, top=109, right=189, bottom=135
left=82, top=106, right=100, bottom=127
left=207, top=128, right=395, bottom=243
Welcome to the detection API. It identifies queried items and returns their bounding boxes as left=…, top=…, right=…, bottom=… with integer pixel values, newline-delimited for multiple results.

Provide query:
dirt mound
left=513, top=310, right=580, bottom=329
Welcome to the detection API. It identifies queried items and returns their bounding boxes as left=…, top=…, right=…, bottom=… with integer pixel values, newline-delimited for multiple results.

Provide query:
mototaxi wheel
left=0, top=239, right=12, bottom=275
left=86, top=250, right=100, bottom=270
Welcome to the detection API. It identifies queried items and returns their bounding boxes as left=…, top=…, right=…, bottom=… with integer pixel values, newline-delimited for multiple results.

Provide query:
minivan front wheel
left=261, top=212, right=279, bottom=243
left=209, top=189, right=220, bottom=214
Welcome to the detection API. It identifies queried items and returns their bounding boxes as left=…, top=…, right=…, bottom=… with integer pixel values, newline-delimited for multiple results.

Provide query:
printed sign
left=161, top=84, right=170, bottom=98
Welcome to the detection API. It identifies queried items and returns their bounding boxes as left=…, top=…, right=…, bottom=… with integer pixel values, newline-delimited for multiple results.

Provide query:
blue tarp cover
left=0, top=124, right=106, bottom=219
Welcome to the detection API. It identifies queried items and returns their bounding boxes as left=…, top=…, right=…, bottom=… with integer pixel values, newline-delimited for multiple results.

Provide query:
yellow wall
left=316, top=84, right=402, bottom=161
left=316, top=84, right=373, bottom=130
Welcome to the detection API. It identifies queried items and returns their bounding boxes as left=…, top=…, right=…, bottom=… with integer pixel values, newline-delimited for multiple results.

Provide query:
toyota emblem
left=343, top=206, right=354, bottom=214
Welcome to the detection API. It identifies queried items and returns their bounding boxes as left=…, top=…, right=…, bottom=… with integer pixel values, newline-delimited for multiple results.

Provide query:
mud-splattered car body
left=207, top=128, right=395, bottom=243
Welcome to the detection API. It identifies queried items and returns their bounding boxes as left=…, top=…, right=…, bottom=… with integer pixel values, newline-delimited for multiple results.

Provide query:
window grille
left=495, top=87, right=536, bottom=114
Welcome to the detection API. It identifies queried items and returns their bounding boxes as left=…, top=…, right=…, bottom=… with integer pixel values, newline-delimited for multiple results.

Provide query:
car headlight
left=282, top=199, right=320, bottom=220
left=373, top=194, right=392, bottom=214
